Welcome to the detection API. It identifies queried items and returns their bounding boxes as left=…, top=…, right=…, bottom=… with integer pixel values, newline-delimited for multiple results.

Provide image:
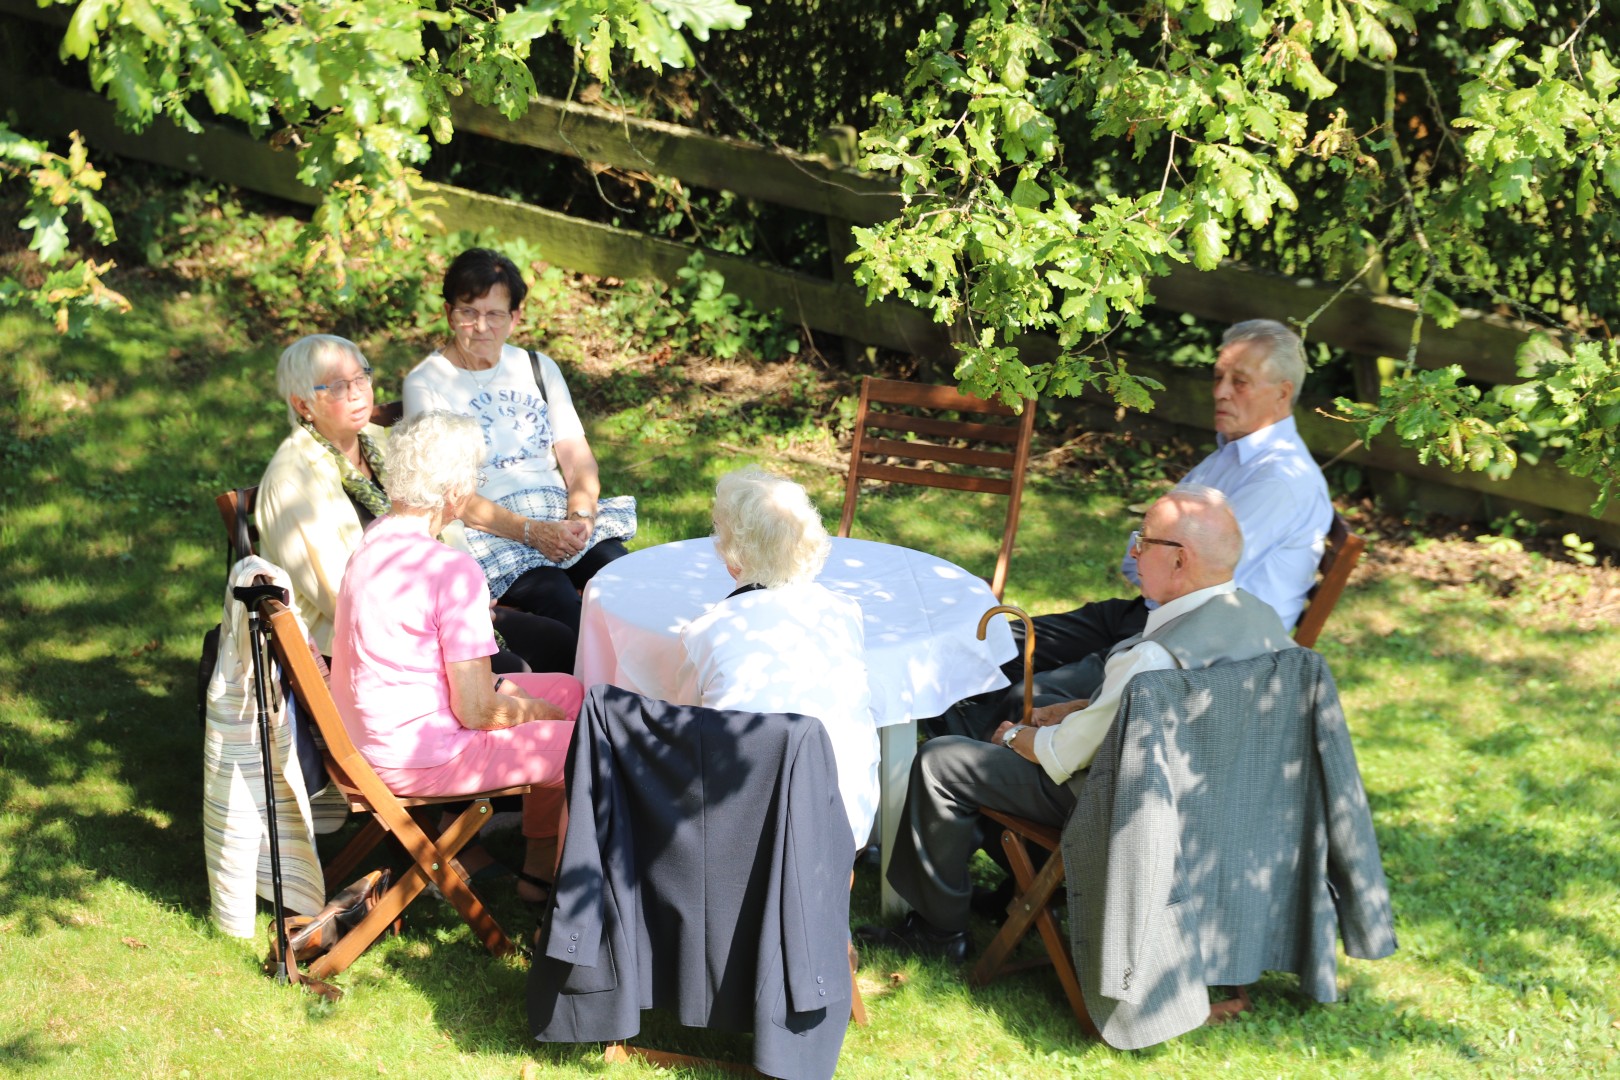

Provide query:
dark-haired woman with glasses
left=402, top=248, right=635, bottom=641
left=258, top=333, right=575, bottom=673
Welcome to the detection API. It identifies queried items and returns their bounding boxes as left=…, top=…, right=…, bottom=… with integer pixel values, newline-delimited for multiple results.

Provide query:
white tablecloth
left=575, top=536, right=1016, bottom=914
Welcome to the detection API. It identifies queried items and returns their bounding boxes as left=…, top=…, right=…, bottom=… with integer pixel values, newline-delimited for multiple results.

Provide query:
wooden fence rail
left=2, top=1, right=1613, bottom=540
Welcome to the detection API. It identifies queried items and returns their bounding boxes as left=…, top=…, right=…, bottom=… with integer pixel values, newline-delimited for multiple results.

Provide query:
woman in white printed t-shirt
left=403, top=248, right=636, bottom=644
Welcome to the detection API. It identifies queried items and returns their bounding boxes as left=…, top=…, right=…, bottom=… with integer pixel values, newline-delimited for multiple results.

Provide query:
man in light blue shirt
left=931, top=319, right=1332, bottom=742
left=1018, top=318, right=1331, bottom=691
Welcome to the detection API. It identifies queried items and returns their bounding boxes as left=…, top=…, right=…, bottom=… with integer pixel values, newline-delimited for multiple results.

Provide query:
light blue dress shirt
left=1121, top=416, right=1331, bottom=630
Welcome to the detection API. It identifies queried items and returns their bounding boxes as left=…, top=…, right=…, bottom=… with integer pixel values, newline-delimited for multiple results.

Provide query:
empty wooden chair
left=838, top=376, right=1036, bottom=599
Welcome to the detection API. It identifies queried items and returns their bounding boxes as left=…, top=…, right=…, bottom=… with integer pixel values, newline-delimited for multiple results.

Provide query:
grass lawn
left=2, top=273, right=1617, bottom=1079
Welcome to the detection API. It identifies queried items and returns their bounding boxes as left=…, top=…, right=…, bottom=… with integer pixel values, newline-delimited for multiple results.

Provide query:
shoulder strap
left=527, top=349, right=549, bottom=406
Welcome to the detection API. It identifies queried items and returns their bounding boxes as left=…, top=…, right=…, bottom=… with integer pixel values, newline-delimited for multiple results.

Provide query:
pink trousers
left=370, top=672, right=583, bottom=839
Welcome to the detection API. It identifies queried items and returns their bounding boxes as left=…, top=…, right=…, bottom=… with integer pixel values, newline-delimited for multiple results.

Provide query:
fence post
left=817, top=125, right=867, bottom=368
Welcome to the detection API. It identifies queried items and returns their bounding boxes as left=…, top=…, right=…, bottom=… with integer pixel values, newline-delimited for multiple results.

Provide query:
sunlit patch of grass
left=1, top=269, right=1617, bottom=1077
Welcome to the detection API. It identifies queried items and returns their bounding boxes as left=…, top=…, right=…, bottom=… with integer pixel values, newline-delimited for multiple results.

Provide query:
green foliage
left=12, top=0, right=752, bottom=316
left=0, top=125, right=128, bottom=332
left=98, top=169, right=577, bottom=340
left=607, top=251, right=800, bottom=360
left=851, top=1, right=1620, bottom=487
left=1335, top=336, right=1620, bottom=513
left=1509, top=338, right=1620, bottom=513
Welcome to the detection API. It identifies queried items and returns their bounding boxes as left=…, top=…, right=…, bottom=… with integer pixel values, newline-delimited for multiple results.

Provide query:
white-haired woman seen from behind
left=673, top=467, right=879, bottom=853
left=329, top=410, right=583, bottom=910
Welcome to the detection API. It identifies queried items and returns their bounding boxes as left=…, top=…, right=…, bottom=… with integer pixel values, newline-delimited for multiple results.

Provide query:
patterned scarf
left=300, top=419, right=390, bottom=519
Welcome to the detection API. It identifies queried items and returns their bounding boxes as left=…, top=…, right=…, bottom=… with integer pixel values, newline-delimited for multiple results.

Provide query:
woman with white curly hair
left=329, top=410, right=583, bottom=909
left=672, top=466, right=879, bottom=851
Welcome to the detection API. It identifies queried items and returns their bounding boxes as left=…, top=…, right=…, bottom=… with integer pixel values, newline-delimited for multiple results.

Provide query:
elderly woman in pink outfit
left=329, top=409, right=581, bottom=907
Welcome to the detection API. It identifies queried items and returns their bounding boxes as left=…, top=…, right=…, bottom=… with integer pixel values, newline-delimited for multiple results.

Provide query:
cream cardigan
left=255, top=424, right=380, bottom=656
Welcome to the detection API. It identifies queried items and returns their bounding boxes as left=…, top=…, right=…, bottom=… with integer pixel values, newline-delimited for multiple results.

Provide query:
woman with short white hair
left=329, top=410, right=583, bottom=908
left=257, top=334, right=389, bottom=656
left=673, top=467, right=879, bottom=852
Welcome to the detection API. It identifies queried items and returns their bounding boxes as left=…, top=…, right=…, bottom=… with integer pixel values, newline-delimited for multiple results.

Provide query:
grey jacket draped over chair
left=1064, top=648, right=1397, bottom=1049
left=528, top=685, right=854, bottom=1080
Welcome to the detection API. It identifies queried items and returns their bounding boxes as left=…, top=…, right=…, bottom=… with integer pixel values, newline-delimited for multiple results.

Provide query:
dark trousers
left=885, top=736, right=1081, bottom=932
left=498, top=538, right=630, bottom=634
left=1004, top=595, right=1150, bottom=682
left=491, top=608, right=577, bottom=674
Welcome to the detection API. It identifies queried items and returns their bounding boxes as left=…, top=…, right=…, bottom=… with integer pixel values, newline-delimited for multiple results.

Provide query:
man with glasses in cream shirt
left=859, top=487, right=1295, bottom=961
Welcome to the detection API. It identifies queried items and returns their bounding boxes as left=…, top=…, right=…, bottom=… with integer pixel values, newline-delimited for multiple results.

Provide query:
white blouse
left=674, top=581, right=879, bottom=849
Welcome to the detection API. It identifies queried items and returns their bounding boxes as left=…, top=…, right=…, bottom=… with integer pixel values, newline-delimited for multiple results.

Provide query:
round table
left=575, top=536, right=1017, bottom=914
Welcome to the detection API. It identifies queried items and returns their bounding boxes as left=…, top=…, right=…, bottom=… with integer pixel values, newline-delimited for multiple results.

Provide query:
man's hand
left=1029, top=699, right=1086, bottom=726
left=991, top=722, right=1039, bottom=764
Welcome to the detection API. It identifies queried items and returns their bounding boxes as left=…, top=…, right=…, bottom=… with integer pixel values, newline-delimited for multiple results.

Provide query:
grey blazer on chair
left=1063, top=648, right=1397, bottom=1050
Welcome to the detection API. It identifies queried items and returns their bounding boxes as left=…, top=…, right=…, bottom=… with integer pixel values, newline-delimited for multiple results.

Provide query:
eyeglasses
left=312, top=369, right=373, bottom=398
left=450, top=307, right=514, bottom=329
left=1128, top=529, right=1183, bottom=557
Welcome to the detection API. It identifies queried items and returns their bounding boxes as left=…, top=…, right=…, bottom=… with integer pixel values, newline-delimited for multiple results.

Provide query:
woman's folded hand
left=525, top=518, right=587, bottom=561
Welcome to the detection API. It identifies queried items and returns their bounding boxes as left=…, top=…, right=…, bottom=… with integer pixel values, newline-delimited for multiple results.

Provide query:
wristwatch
left=568, top=509, right=595, bottom=521
left=1001, top=724, right=1025, bottom=748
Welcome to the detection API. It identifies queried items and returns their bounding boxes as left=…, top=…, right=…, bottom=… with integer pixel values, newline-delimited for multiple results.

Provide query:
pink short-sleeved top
left=330, top=514, right=498, bottom=770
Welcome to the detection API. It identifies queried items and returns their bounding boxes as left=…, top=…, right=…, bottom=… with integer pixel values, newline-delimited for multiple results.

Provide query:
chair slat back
left=839, top=376, right=1036, bottom=599
left=215, top=486, right=260, bottom=566
left=1292, top=513, right=1365, bottom=649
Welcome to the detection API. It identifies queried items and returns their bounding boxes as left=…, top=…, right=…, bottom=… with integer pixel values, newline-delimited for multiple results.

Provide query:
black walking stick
left=233, top=581, right=340, bottom=1000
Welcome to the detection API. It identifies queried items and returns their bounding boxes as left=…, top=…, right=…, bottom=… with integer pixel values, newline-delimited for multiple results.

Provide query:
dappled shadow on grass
left=0, top=301, right=296, bottom=931
left=0, top=1032, right=59, bottom=1071
left=0, top=650, right=214, bottom=930
left=857, top=934, right=1483, bottom=1066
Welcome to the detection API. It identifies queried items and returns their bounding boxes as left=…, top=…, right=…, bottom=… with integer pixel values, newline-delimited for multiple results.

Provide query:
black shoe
left=854, top=912, right=971, bottom=964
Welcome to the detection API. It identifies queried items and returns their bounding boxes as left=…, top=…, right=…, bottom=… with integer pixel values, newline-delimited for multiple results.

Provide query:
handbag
left=271, top=868, right=395, bottom=964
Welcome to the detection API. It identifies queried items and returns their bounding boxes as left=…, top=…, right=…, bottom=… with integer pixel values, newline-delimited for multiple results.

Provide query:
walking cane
left=977, top=605, right=1035, bottom=723
left=233, top=581, right=340, bottom=1001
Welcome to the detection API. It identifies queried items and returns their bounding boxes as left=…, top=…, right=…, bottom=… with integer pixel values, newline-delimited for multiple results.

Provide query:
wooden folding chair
left=971, top=791, right=1255, bottom=1037
left=1291, top=512, right=1365, bottom=649
left=838, top=376, right=1036, bottom=599
left=216, top=485, right=260, bottom=568
left=970, top=807, right=1100, bottom=1036
left=257, top=596, right=528, bottom=979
